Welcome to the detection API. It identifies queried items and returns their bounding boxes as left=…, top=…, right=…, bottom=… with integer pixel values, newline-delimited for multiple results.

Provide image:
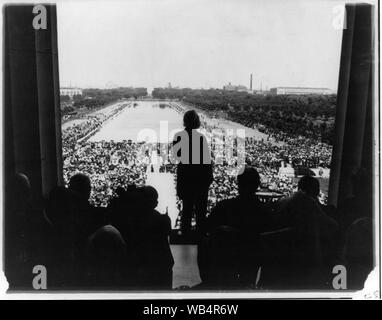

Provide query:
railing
left=256, top=192, right=285, bottom=204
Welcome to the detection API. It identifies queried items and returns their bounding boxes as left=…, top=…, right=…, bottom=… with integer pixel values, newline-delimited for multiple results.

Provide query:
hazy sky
left=57, top=0, right=346, bottom=92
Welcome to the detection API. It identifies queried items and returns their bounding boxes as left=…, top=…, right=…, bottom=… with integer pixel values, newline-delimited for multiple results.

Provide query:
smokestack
left=250, top=74, right=253, bottom=91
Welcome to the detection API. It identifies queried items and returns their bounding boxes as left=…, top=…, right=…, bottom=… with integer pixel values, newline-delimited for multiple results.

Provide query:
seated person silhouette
left=105, top=183, right=143, bottom=287
left=195, top=226, right=242, bottom=290
left=264, top=175, right=338, bottom=288
left=114, top=185, right=174, bottom=290
left=6, top=173, right=33, bottom=289
left=68, top=173, right=106, bottom=234
left=199, top=166, right=268, bottom=288
left=207, top=166, right=267, bottom=233
left=45, top=183, right=129, bottom=289
left=86, top=223, right=129, bottom=289
left=297, top=176, right=340, bottom=266
left=45, top=186, right=87, bottom=288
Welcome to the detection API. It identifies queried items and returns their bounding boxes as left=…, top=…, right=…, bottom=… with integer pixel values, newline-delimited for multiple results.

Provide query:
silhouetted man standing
left=172, top=110, right=213, bottom=235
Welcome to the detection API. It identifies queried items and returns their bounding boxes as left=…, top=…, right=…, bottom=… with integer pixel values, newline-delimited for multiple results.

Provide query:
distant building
left=223, top=82, right=236, bottom=91
left=253, top=90, right=270, bottom=95
left=60, top=87, right=82, bottom=98
left=223, top=82, right=248, bottom=92
left=269, top=87, right=333, bottom=95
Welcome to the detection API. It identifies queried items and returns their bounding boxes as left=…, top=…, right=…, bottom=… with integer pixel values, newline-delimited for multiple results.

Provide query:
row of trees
left=60, top=102, right=75, bottom=116
left=60, top=94, right=83, bottom=102
left=83, top=87, right=147, bottom=100
left=76, top=87, right=147, bottom=109
left=152, top=88, right=337, bottom=144
left=60, top=87, right=148, bottom=114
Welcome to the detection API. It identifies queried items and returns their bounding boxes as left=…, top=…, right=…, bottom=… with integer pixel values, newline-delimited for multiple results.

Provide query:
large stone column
left=328, top=4, right=374, bottom=207
left=3, top=4, right=63, bottom=289
left=4, top=5, right=43, bottom=203
left=35, top=5, right=64, bottom=195
left=4, top=4, right=63, bottom=204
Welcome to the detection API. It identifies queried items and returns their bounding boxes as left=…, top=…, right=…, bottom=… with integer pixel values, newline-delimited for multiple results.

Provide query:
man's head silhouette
left=298, top=175, right=320, bottom=198
left=68, top=173, right=91, bottom=201
left=237, top=166, right=260, bottom=197
left=142, top=185, right=159, bottom=210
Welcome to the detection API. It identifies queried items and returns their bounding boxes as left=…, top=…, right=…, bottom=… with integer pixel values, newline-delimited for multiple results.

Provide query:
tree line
left=60, top=87, right=148, bottom=115
left=152, top=88, right=336, bottom=144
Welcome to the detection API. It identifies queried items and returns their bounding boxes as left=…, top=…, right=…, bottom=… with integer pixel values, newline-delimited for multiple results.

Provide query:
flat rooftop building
left=223, top=82, right=249, bottom=92
left=60, top=87, right=83, bottom=98
left=270, top=87, right=334, bottom=95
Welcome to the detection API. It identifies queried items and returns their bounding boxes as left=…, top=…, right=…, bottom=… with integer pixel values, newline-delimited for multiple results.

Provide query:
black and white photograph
left=0, top=0, right=380, bottom=301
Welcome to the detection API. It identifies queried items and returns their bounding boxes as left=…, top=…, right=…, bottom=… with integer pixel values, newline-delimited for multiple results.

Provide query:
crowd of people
left=8, top=172, right=174, bottom=290
left=61, top=103, right=332, bottom=212
left=255, top=127, right=333, bottom=168
left=63, top=141, right=148, bottom=207
left=62, top=102, right=128, bottom=150
left=6, top=106, right=373, bottom=291
left=8, top=166, right=372, bottom=290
